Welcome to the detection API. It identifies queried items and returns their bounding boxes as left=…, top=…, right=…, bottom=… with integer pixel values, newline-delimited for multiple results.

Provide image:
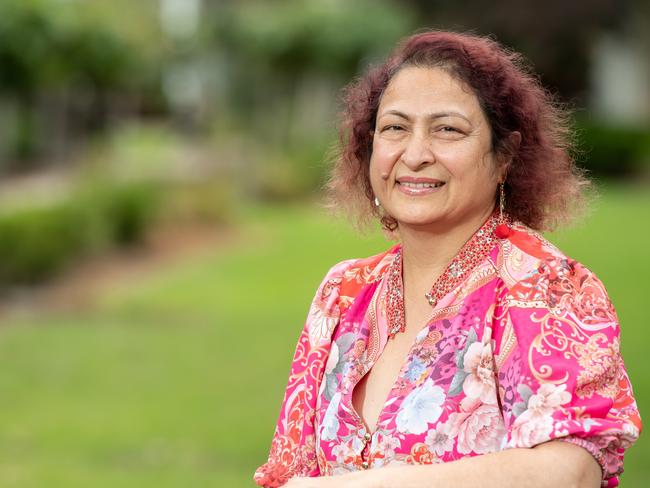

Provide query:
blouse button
left=361, top=461, right=369, bottom=469
left=364, top=432, right=372, bottom=442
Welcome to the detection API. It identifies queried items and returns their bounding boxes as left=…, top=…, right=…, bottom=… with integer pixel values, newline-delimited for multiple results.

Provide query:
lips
left=396, top=177, right=446, bottom=189
left=398, top=181, right=444, bottom=189
left=394, top=176, right=446, bottom=196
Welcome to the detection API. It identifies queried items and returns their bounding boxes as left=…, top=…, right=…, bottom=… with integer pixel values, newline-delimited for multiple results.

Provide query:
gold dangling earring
left=495, top=182, right=512, bottom=239
left=499, top=182, right=505, bottom=221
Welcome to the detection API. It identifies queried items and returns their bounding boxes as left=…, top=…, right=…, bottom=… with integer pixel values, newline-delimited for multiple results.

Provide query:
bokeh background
left=0, top=0, right=648, bottom=486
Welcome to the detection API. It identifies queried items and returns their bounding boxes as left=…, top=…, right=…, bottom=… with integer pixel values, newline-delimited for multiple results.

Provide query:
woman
left=254, top=31, right=641, bottom=488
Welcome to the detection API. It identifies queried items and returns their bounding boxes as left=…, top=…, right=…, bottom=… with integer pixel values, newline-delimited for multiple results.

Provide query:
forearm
left=347, top=441, right=601, bottom=488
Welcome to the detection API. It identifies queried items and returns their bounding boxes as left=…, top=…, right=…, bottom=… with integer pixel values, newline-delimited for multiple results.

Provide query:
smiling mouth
left=397, top=181, right=445, bottom=189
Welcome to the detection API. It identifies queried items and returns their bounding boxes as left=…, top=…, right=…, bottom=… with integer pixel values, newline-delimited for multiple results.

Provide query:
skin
left=369, top=66, right=504, bottom=237
left=285, top=67, right=601, bottom=487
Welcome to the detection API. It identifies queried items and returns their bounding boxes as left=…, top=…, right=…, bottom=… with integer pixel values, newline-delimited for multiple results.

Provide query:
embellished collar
left=385, top=214, right=502, bottom=339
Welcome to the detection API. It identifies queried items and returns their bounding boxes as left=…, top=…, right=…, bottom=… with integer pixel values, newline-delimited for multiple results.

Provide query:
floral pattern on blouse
left=254, top=220, right=641, bottom=488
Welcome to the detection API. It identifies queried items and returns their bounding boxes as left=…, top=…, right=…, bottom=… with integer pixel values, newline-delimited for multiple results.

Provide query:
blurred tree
left=399, top=0, right=634, bottom=104
left=0, top=0, right=167, bottom=171
left=210, top=0, right=413, bottom=132
left=0, top=1, right=62, bottom=162
left=203, top=0, right=415, bottom=198
left=1, top=0, right=645, bottom=181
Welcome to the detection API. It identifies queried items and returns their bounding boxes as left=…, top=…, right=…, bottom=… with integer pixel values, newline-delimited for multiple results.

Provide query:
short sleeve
left=493, top=257, right=641, bottom=487
left=253, top=259, right=354, bottom=488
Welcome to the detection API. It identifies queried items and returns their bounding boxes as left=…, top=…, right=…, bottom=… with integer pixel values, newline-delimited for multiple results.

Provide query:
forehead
left=378, top=66, right=484, bottom=119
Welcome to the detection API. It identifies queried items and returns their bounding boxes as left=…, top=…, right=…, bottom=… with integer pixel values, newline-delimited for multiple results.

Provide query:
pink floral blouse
left=254, top=217, right=641, bottom=488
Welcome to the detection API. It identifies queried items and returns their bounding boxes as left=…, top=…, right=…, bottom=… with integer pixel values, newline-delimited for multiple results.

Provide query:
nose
left=399, top=131, right=435, bottom=170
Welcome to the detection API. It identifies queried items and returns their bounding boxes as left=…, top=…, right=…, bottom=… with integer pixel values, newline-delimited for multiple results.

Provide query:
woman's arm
left=254, top=260, right=354, bottom=487
left=285, top=440, right=601, bottom=488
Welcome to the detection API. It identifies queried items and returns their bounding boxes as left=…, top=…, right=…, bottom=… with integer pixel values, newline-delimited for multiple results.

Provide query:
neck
left=398, top=206, right=495, bottom=292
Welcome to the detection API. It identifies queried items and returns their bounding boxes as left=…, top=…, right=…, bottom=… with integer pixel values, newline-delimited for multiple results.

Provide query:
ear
left=494, top=152, right=510, bottom=182
left=497, top=131, right=521, bottom=181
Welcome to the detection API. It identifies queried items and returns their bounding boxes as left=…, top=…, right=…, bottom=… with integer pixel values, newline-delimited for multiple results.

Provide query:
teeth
left=399, top=181, right=443, bottom=188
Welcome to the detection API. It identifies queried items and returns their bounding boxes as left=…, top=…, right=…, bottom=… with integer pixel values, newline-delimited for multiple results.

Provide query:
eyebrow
left=379, top=109, right=471, bottom=123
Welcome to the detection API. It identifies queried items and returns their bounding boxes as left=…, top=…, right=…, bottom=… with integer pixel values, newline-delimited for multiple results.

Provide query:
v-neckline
left=385, top=214, right=501, bottom=339
left=350, top=309, right=430, bottom=436
left=348, top=215, right=502, bottom=435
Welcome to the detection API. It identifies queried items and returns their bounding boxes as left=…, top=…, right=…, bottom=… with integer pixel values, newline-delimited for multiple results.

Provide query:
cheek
left=368, top=157, right=385, bottom=194
left=370, top=141, right=401, bottom=176
left=437, top=146, right=494, bottom=179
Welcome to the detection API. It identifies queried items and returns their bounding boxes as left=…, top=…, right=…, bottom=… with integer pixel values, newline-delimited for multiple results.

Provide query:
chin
left=393, top=212, right=445, bottom=227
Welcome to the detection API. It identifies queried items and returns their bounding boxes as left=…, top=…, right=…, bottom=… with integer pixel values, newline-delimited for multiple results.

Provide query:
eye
left=435, top=125, right=466, bottom=139
left=381, top=124, right=405, bottom=132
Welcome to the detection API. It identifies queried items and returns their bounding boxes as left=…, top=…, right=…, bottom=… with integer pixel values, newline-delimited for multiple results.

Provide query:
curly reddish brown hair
left=327, top=30, right=590, bottom=232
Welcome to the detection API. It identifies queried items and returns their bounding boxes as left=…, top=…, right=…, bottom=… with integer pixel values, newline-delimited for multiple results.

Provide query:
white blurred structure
left=591, top=33, right=650, bottom=125
left=159, top=0, right=206, bottom=122
left=160, top=0, right=201, bottom=40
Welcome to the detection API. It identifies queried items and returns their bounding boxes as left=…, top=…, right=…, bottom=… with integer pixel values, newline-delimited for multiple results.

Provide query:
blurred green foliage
left=0, top=120, right=234, bottom=288
left=1, top=0, right=648, bottom=181
left=217, top=0, right=413, bottom=79
left=165, top=182, right=233, bottom=224
left=80, top=182, right=162, bottom=247
left=210, top=1, right=650, bottom=196
left=576, top=118, right=650, bottom=178
left=0, top=0, right=164, bottom=94
left=210, top=1, right=414, bottom=200
left=0, top=180, right=162, bottom=286
left=0, top=0, right=164, bottom=164
left=0, top=202, right=84, bottom=283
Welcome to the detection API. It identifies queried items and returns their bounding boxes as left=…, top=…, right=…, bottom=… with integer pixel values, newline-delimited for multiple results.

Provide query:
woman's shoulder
left=315, top=245, right=399, bottom=311
left=498, top=221, right=593, bottom=281
left=498, top=223, right=617, bottom=327
left=498, top=222, right=569, bottom=272
left=302, top=246, right=398, bottom=346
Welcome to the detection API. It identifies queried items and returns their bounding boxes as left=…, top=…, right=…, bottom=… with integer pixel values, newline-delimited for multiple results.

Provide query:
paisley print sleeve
left=494, top=256, right=641, bottom=488
left=254, top=260, right=353, bottom=487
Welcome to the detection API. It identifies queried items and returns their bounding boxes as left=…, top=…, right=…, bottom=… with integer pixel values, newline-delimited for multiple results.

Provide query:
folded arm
left=285, top=440, right=601, bottom=488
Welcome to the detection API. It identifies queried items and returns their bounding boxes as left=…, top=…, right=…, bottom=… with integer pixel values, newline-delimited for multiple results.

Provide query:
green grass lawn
left=0, top=184, right=648, bottom=487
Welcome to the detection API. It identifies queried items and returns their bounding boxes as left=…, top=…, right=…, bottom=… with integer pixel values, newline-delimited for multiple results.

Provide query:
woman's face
left=369, top=66, right=505, bottom=232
